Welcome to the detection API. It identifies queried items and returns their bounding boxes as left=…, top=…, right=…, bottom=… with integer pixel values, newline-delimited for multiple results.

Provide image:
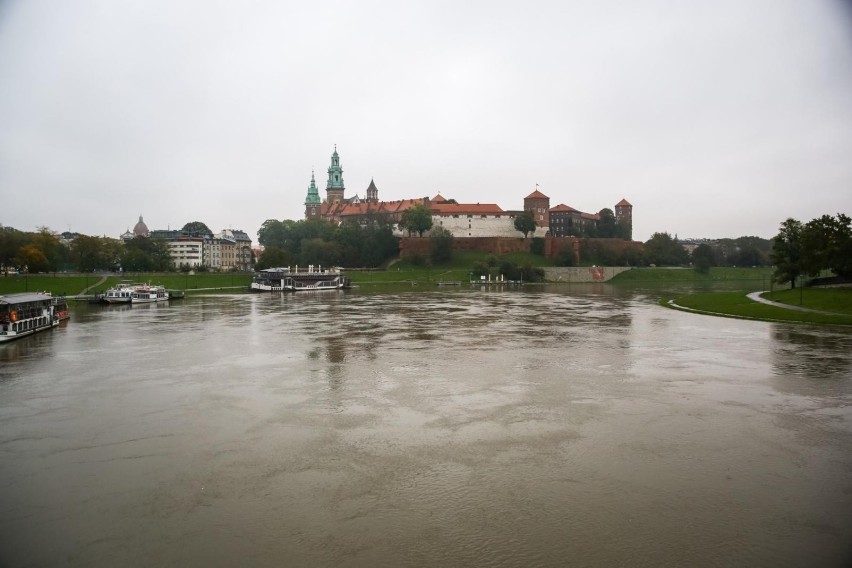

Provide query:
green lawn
left=763, top=287, right=852, bottom=315
left=668, top=289, right=852, bottom=325
left=611, top=266, right=772, bottom=282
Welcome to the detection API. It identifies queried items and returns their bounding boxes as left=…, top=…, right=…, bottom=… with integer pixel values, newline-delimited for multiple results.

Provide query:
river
left=1, top=286, right=851, bottom=567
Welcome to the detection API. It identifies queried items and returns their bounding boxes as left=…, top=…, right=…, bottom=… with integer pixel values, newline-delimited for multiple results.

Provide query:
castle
left=305, top=147, right=631, bottom=239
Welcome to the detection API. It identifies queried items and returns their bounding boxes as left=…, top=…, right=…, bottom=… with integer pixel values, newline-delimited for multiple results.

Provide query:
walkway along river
left=1, top=286, right=851, bottom=567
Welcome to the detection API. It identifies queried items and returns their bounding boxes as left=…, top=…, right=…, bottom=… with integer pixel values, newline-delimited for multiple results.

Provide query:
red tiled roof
left=525, top=190, right=549, bottom=199
left=549, top=203, right=578, bottom=212
left=616, top=198, right=632, bottom=207
left=432, top=194, right=447, bottom=202
left=430, top=203, right=504, bottom=215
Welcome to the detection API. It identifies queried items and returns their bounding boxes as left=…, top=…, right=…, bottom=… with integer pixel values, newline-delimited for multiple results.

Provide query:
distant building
left=133, top=215, right=149, bottom=237
left=549, top=204, right=599, bottom=237
left=217, top=229, right=253, bottom=271
left=149, top=229, right=207, bottom=269
left=140, top=225, right=253, bottom=271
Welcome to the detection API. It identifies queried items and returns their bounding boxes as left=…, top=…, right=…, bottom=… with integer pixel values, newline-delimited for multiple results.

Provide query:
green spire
left=305, top=170, right=321, bottom=205
left=326, top=144, right=345, bottom=191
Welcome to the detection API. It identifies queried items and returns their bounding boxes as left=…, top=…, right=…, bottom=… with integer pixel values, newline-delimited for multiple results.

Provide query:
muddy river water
left=1, top=286, right=851, bottom=567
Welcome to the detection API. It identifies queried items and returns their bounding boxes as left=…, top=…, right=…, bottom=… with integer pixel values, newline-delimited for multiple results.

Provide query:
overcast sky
left=1, top=0, right=851, bottom=242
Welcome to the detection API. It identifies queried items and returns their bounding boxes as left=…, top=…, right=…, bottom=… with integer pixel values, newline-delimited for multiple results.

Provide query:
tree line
left=551, top=232, right=772, bottom=268
left=770, top=214, right=851, bottom=287
left=256, top=218, right=399, bottom=269
left=0, top=222, right=216, bottom=274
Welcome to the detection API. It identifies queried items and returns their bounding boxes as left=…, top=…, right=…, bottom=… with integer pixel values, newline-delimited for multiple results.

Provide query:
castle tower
left=304, top=171, right=321, bottom=219
left=524, top=185, right=550, bottom=227
left=366, top=179, right=378, bottom=203
left=615, top=198, right=633, bottom=239
left=326, top=145, right=345, bottom=204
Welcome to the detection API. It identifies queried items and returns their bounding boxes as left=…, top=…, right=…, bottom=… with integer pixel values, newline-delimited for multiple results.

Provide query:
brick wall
left=399, top=236, right=644, bottom=263
left=400, top=237, right=531, bottom=259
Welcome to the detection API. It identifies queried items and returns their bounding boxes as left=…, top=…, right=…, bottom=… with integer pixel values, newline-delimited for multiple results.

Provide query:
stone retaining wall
left=542, top=266, right=632, bottom=283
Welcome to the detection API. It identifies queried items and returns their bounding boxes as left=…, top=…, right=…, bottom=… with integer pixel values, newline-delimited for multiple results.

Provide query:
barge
left=0, top=292, right=60, bottom=343
left=251, top=266, right=351, bottom=292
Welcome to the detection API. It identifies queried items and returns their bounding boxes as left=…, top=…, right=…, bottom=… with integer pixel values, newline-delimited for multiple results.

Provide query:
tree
left=0, top=226, right=26, bottom=274
left=828, top=213, right=852, bottom=279
left=400, top=204, right=433, bottom=237
left=430, top=227, right=454, bottom=264
left=70, top=235, right=106, bottom=272
left=692, top=243, right=715, bottom=273
left=770, top=218, right=803, bottom=288
left=182, top=221, right=212, bottom=235
left=597, top=208, right=617, bottom=238
left=15, top=245, right=49, bottom=273
left=257, top=219, right=290, bottom=249
left=255, top=246, right=291, bottom=270
left=644, top=232, right=689, bottom=266
left=299, top=238, right=341, bottom=267
left=360, top=225, right=398, bottom=267
left=800, top=213, right=852, bottom=279
left=31, top=227, right=62, bottom=273
left=579, top=239, right=621, bottom=266
left=122, top=236, right=172, bottom=272
left=514, top=210, right=536, bottom=238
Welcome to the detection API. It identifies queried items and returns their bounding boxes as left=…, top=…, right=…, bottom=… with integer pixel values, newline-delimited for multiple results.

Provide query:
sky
left=1, top=0, right=851, bottom=243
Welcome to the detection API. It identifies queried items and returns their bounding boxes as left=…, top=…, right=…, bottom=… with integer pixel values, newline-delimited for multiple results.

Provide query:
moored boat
left=0, top=292, right=59, bottom=343
left=52, top=296, right=70, bottom=321
left=251, top=265, right=351, bottom=292
left=130, top=285, right=169, bottom=304
left=102, top=282, right=140, bottom=304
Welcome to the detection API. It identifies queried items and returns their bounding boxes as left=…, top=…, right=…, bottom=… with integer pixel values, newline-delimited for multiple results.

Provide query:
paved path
left=79, top=275, right=108, bottom=295
left=746, top=291, right=844, bottom=315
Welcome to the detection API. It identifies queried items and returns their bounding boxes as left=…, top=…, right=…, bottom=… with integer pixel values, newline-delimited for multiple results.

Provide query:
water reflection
left=770, top=325, right=852, bottom=395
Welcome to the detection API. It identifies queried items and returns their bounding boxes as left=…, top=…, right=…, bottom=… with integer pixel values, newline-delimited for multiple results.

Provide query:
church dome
left=133, top=215, right=149, bottom=237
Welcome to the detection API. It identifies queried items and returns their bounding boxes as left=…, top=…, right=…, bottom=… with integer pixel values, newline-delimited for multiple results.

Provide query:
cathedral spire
left=326, top=146, right=345, bottom=204
left=304, top=170, right=321, bottom=219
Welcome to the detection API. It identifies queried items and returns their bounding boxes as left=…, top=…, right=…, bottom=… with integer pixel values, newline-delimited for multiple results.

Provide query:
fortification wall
left=400, top=237, right=531, bottom=259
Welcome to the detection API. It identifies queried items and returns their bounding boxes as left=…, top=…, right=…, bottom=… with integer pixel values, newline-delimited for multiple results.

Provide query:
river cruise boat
left=52, top=296, right=70, bottom=321
left=130, top=285, right=169, bottom=304
left=0, top=292, right=59, bottom=343
left=102, top=282, right=140, bottom=304
left=251, top=266, right=351, bottom=292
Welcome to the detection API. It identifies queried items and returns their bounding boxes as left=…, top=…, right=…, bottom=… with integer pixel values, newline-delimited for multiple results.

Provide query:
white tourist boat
left=102, top=282, right=140, bottom=304
left=130, top=285, right=169, bottom=304
left=0, top=292, right=60, bottom=343
left=250, top=266, right=351, bottom=292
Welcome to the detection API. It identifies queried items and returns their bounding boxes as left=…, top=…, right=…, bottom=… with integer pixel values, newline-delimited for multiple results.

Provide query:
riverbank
left=666, top=288, right=852, bottom=326
left=0, top=273, right=252, bottom=297
left=1, top=265, right=779, bottom=297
